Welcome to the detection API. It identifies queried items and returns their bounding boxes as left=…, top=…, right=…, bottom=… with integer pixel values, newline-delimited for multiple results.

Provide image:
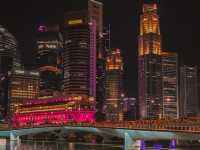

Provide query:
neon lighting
left=153, top=144, right=163, bottom=150
left=169, top=139, right=176, bottom=149
left=12, top=111, right=95, bottom=128
left=22, top=96, right=95, bottom=106
left=140, top=140, right=146, bottom=150
left=38, top=25, right=47, bottom=32
left=89, top=20, right=96, bottom=97
left=68, top=19, right=83, bottom=25
left=12, top=96, right=96, bottom=128
left=14, top=70, right=25, bottom=74
left=106, top=49, right=123, bottom=71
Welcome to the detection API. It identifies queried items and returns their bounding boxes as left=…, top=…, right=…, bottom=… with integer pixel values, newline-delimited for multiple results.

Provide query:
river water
left=1, top=139, right=200, bottom=150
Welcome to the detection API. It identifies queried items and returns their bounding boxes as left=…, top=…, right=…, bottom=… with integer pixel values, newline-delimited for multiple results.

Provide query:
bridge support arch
left=10, top=132, right=20, bottom=150
left=124, top=132, right=143, bottom=150
left=10, top=132, right=20, bottom=143
left=124, top=132, right=133, bottom=150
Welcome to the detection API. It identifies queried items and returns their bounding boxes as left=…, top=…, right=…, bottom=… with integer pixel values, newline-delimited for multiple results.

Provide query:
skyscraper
left=180, top=66, right=199, bottom=117
left=63, top=10, right=96, bottom=98
left=36, top=24, right=63, bottom=97
left=161, top=52, right=179, bottom=119
left=0, top=25, right=20, bottom=116
left=88, top=0, right=105, bottom=118
left=138, top=3, right=162, bottom=119
left=65, top=0, right=105, bottom=119
left=8, top=69, right=40, bottom=113
left=105, top=48, right=123, bottom=121
left=88, top=0, right=103, bottom=33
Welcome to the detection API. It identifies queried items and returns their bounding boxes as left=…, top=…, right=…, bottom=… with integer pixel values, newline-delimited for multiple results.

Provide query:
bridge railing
left=7, top=119, right=200, bottom=133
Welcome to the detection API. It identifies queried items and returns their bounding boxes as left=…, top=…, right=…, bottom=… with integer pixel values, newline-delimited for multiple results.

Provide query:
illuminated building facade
left=63, top=11, right=96, bottom=98
left=8, top=69, right=40, bottom=112
left=89, top=0, right=106, bottom=120
left=105, top=48, right=123, bottom=121
left=0, top=25, right=20, bottom=116
left=36, top=24, right=63, bottom=97
left=65, top=0, right=105, bottom=119
left=138, top=3, right=162, bottom=119
left=12, top=96, right=95, bottom=128
left=180, top=66, right=199, bottom=117
left=161, top=52, right=179, bottom=119
left=123, top=97, right=137, bottom=120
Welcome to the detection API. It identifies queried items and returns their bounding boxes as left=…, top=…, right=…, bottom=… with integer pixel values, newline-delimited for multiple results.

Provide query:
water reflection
left=0, top=138, right=199, bottom=150
left=10, top=141, right=122, bottom=150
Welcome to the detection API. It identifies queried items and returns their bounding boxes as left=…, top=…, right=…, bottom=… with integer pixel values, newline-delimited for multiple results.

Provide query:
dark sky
left=1, top=0, right=200, bottom=97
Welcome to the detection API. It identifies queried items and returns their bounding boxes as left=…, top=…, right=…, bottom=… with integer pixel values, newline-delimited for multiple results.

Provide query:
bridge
left=1, top=119, right=200, bottom=150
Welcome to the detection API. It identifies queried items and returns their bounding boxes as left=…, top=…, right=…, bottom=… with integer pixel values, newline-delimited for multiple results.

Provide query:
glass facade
left=180, top=66, right=199, bottom=117
left=138, top=3, right=163, bottom=119
left=88, top=0, right=106, bottom=119
left=63, top=11, right=96, bottom=98
left=162, top=52, right=178, bottom=119
left=0, top=25, right=19, bottom=116
left=63, top=0, right=105, bottom=120
left=36, top=24, right=63, bottom=97
left=105, top=48, right=123, bottom=121
left=8, top=69, right=40, bottom=113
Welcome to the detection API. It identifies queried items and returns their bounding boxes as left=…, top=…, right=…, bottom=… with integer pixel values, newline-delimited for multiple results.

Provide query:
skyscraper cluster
left=0, top=25, right=21, bottom=117
left=0, top=0, right=124, bottom=124
left=138, top=2, right=199, bottom=120
left=0, top=0, right=199, bottom=124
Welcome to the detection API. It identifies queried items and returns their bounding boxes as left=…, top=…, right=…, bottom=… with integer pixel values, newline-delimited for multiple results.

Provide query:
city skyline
left=1, top=0, right=200, bottom=98
left=1, top=1, right=200, bottom=149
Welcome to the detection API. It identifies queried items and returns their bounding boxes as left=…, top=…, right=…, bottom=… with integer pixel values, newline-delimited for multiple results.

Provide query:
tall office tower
left=161, top=52, right=179, bottom=119
left=88, top=0, right=105, bottom=118
left=64, top=11, right=96, bottom=98
left=180, top=66, right=199, bottom=117
left=36, top=24, right=63, bottom=97
left=138, top=3, right=162, bottom=119
left=198, top=68, right=200, bottom=114
left=66, top=0, right=105, bottom=119
left=8, top=69, right=40, bottom=113
left=0, top=25, right=20, bottom=116
left=105, top=48, right=123, bottom=121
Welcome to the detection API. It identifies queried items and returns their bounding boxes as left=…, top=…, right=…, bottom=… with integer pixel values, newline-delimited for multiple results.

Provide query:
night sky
left=1, top=0, right=200, bottom=97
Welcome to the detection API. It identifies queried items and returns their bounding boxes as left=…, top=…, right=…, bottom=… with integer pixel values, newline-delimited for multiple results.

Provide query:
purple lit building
left=64, top=0, right=105, bottom=120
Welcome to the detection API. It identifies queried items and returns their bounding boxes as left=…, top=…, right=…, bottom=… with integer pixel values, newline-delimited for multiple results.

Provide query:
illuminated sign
left=15, top=70, right=25, bottom=74
left=38, top=44, right=57, bottom=49
left=68, top=19, right=83, bottom=25
left=29, top=72, right=40, bottom=76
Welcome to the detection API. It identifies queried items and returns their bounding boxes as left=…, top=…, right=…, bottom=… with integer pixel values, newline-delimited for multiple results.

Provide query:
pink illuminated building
left=12, top=96, right=95, bottom=128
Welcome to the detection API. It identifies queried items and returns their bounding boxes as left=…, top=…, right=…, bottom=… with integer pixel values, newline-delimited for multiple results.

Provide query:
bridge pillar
left=10, top=132, right=20, bottom=150
left=124, top=132, right=134, bottom=150
left=10, top=132, right=20, bottom=144
left=124, top=132, right=145, bottom=150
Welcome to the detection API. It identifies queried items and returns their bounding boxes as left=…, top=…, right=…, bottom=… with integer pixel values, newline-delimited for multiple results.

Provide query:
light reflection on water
left=0, top=139, right=199, bottom=150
